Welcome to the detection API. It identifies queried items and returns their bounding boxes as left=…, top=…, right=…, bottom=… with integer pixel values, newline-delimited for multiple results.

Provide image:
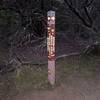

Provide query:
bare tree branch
left=84, top=0, right=94, bottom=7
left=64, top=0, right=93, bottom=27
left=84, top=6, right=93, bottom=25
left=63, top=0, right=97, bottom=31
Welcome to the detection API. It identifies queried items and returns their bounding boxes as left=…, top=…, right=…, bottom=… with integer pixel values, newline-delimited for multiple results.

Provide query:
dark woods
left=0, top=0, right=100, bottom=45
left=0, top=0, right=100, bottom=68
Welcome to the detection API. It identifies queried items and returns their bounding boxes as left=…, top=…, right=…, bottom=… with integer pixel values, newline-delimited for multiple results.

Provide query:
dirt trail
left=13, top=72, right=100, bottom=100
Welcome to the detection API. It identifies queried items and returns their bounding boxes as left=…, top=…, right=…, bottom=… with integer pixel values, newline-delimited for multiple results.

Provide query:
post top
left=47, top=10, right=55, bottom=16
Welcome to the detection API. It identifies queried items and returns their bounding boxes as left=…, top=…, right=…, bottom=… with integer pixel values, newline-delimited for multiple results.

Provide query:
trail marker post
left=47, top=11, right=56, bottom=85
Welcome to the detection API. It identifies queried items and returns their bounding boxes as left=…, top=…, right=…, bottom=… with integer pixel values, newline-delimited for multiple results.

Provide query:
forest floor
left=0, top=55, right=100, bottom=100
left=0, top=37, right=100, bottom=100
left=13, top=73, right=100, bottom=100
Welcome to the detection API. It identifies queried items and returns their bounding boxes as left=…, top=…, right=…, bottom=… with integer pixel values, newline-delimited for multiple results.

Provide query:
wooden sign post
left=47, top=11, right=56, bottom=85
